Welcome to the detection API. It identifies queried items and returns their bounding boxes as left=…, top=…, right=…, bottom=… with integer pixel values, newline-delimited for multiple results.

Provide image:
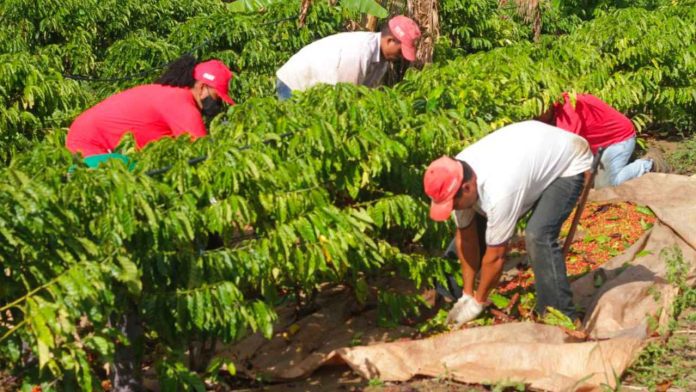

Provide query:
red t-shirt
left=553, top=93, right=635, bottom=154
left=66, top=84, right=206, bottom=156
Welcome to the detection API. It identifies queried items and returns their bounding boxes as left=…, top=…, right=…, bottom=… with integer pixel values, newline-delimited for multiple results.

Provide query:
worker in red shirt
left=538, top=92, right=665, bottom=188
left=66, top=56, right=234, bottom=167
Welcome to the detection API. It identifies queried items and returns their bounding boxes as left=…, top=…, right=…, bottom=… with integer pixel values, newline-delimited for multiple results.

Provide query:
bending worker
left=537, top=92, right=667, bottom=188
left=274, top=15, right=421, bottom=100
left=424, top=121, right=593, bottom=327
left=66, top=55, right=235, bottom=166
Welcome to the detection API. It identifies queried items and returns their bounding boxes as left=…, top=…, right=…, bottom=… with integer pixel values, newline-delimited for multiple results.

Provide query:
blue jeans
left=594, top=136, right=652, bottom=188
left=276, top=78, right=292, bottom=101
left=526, top=173, right=584, bottom=318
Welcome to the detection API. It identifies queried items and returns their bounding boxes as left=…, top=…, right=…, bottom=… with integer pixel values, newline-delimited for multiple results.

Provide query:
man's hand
left=446, top=293, right=484, bottom=329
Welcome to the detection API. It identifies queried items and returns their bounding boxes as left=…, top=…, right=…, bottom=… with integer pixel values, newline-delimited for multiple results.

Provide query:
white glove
left=446, top=293, right=484, bottom=329
left=446, top=293, right=473, bottom=325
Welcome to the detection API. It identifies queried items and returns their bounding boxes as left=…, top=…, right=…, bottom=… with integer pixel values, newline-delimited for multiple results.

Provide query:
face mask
left=201, top=96, right=223, bottom=118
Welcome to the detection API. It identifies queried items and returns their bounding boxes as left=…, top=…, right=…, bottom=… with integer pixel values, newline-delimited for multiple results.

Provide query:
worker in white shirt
left=275, top=15, right=421, bottom=100
left=423, top=121, right=593, bottom=327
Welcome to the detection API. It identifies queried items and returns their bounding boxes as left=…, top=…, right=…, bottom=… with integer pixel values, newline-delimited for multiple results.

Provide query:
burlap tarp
left=218, top=174, right=696, bottom=391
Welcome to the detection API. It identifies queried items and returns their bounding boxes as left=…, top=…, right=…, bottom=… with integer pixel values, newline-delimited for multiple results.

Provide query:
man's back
left=454, top=121, right=592, bottom=245
left=459, top=120, right=591, bottom=188
left=276, top=32, right=384, bottom=91
left=554, top=93, right=635, bottom=153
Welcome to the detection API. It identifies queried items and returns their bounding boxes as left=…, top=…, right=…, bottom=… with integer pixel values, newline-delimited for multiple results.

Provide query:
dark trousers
left=110, top=301, right=144, bottom=392
left=525, top=174, right=584, bottom=318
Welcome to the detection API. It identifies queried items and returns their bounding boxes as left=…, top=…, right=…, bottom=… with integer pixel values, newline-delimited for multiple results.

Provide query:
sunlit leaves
left=0, top=2, right=693, bottom=389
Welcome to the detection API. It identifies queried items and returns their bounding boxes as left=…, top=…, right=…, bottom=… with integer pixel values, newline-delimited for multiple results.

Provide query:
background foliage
left=0, top=0, right=694, bottom=389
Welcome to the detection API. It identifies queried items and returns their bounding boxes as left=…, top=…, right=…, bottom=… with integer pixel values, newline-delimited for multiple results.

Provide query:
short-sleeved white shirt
left=276, top=32, right=388, bottom=91
left=453, top=120, right=593, bottom=245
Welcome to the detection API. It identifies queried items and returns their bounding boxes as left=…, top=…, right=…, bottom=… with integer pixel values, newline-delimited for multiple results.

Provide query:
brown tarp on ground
left=217, top=174, right=696, bottom=391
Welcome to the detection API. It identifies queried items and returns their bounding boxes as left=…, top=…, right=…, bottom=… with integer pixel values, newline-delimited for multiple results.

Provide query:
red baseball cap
left=193, top=60, right=235, bottom=105
left=388, top=16, right=421, bottom=62
left=423, top=156, right=463, bottom=221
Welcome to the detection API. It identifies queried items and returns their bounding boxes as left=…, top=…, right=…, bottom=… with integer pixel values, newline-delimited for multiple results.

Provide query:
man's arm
left=454, top=220, right=481, bottom=297
left=164, top=106, right=207, bottom=139
left=474, top=243, right=508, bottom=304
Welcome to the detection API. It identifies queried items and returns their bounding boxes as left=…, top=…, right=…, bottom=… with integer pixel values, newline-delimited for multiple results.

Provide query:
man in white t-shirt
left=423, top=120, right=593, bottom=327
left=275, top=15, right=421, bottom=100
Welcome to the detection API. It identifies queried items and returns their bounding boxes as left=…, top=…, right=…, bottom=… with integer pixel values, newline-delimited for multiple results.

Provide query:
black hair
left=155, top=54, right=197, bottom=88
left=453, top=160, right=474, bottom=199
left=380, top=23, right=396, bottom=39
left=459, top=160, right=474, bottom=182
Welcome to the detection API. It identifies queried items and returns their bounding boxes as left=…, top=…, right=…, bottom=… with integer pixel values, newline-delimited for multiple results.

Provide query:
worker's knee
left=525, top=226, right=555, bottom=248
left=607, top=174, right=622, bottom=187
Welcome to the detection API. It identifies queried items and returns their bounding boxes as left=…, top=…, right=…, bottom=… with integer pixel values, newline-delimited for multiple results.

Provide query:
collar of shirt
left=371, top=32, right=384, bottom=64
left=473, top=181, right=487, bottom=217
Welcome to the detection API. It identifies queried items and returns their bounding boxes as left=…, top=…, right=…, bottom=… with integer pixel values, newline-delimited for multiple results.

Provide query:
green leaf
left=635, top=205, right=655, bottom=217
left=228, top=0, right=285, bottom=13
left=205, top=357, right=224, bottom=375
left=640, top=219, right=654, bottom=231
left=593, top=270, right=606, bottom=288
left=542, top=307, right=576, bottom=330
left=115, top=257, right=142, bottom=296
left=36, top=338, right=52, bottom=371
left=76, top=237, right=100, bottom=256
left=489, top=293, right=510, bottom=309
left=27, top=299, right=54, bottom=369
left=77, top=353, right=94, bottom=392
left=354, top=277, right=369, bottom=304
left=351, top=208, right=375, bottom=225
left=225, top=360, right=237, bottom=376
left=595, top=235, right=611, bottom=244
left=85, top=336, right=111, bottom=356
left=340, top=0, right=388, bottom=18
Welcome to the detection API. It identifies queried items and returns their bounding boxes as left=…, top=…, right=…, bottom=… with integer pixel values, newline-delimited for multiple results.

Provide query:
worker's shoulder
left=309, top=31, right=378, bottom=48
left=128, top=85, right=199, bottom=117
left=132, top=83, right=188, bottom=95
left=102, top=84, right=181, bottom=102
left=575, top=93, right=609, bottom=106
left=461, top=120, right=581, bottom=157
left=497, top=120, right=579, bottom=139
left=138, top=84, right=195, bottom=104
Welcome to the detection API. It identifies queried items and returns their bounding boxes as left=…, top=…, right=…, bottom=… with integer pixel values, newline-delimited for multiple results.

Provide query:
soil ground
left=647, top=136, right=696, bottom=176
left=622, top=308, right=696, bottom=392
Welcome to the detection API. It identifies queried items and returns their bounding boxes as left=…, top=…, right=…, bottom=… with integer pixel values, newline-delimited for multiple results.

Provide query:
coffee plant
left=0, top=0, right=693, bottom=389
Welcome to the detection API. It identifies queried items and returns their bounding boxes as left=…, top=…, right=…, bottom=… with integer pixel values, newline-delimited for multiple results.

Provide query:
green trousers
left=83, top=153, right=134, bottom=169
left=68, top=153, right=135, bottom=174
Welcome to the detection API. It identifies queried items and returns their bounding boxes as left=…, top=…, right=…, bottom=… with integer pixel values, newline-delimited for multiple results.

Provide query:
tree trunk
left=532, top=6, right=542, bottom=42
left=299, top=0, right=312, bottom=27
left=407, top=0, right=439, bottom=66
left=503, top=0, right=543, bottom=42
left=366, top=15, right=378, bottom=31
